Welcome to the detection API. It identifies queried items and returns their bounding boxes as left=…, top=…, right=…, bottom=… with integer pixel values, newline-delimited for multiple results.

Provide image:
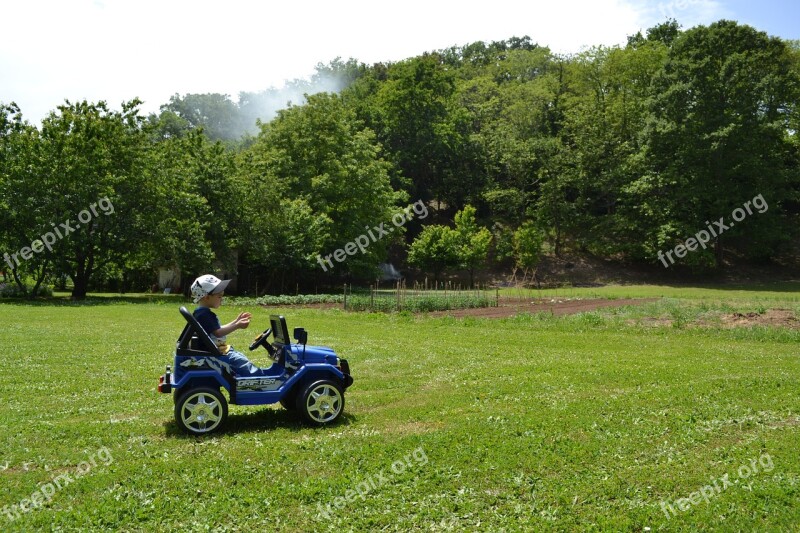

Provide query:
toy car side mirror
left=293, top=327, right=307, bottom=345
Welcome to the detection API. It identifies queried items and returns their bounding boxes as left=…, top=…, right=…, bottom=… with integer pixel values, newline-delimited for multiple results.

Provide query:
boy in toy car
left=191, top=274, right=271, bottom=376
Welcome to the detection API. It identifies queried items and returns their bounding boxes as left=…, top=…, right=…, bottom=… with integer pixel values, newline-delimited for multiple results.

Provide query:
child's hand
left=235, top=312, right=252, bottom=330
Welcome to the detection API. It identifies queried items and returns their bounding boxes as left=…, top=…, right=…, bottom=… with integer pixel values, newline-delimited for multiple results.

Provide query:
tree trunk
left=714, top=236, right=724, bottom=269
left=71, top=273, right=88, bottom=300
left=11, top=268, right=27, bottom=296
left=30, top=260, right=49, bottom=298
left=71, top=245, right=96, bottom=300
left=553, top=213, right=562, bottom=258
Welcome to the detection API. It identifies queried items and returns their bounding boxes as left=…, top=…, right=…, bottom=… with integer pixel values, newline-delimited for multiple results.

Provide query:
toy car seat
left=176, top=306, right=222, bottom=357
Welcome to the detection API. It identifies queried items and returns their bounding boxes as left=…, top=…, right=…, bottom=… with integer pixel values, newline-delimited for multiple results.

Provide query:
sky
left=1, top=0, right=798, bottom=125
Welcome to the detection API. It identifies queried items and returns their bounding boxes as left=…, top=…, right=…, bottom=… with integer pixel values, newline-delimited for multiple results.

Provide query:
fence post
left=343, top=284, right=347, bottom=311
left=370, top=284, right=374, bottom=309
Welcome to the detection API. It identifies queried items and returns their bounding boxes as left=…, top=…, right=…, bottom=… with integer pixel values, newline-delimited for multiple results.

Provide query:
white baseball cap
left=191, top=274, right=231, bottom=303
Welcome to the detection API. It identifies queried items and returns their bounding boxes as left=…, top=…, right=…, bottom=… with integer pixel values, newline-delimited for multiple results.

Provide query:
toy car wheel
left=175, top=387, right=228, bottom=435
left=280, top=397, right=296, bottom=410
left=297, top=379, right=344, bottom=425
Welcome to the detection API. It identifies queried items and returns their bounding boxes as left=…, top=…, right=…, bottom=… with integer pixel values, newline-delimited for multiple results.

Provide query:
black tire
left=174, top=387, right=228, bottom=435
left=280, top=397, right=296, bottom=410
left=296, top=379, right=344, bottom=425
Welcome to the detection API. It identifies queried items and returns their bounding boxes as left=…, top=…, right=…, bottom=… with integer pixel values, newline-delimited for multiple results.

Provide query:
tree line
left=1, top=19, right=798, bottom=299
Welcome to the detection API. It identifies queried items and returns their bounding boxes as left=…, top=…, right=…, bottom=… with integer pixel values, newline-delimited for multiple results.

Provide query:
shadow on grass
left=162, top=408, right=357, bottom=438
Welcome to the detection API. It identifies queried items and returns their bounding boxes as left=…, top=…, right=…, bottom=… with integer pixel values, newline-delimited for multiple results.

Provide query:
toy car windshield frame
left=270, top=315, right=291, bottom=346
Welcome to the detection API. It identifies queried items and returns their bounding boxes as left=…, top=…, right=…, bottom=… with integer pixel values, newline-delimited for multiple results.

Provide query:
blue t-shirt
left=194, top=307, right=225, bottom=345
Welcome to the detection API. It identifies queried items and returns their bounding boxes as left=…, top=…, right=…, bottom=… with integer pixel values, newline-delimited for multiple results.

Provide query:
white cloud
left=0, top=0, right=727, bottom=124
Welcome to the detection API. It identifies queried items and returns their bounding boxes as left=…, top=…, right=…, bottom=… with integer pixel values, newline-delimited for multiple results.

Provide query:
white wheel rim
left=181, top=392, right=223, bottom=433
left=305, top=384, right=342, bottom=423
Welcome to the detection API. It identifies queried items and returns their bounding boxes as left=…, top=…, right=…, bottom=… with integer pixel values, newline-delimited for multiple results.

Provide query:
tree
left=407, top=225, right=459, bottom=283
left=513, top=221, right=545, bottom=285
left=160, top=93, right=244, bottom=142
left=0, top=102, right=50, bottom=296
left=237, top=167, right=331, bottom=293
left=373, top=54, right=460, bottom=207
left=135, top=127, right=222, bottom=291
left=240, top=92, right=404, bottom=280
left=36, top=100, right=151, bottom=299
left=453, top=205, right=492, bottom=286
left=634, top=21, right=800, bottom=268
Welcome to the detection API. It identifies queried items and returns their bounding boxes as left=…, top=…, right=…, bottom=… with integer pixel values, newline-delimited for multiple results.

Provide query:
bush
left=0, top=283, right=54, bottom=298
left=226, top=294, right=343, bottom=306
left=345, top=294, right=492, bottom=313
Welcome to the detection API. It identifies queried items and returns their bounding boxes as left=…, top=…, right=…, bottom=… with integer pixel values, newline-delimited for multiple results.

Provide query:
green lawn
left=499, top=281, right=800, bottom=303
left=1, top=290, right=798, bottom=530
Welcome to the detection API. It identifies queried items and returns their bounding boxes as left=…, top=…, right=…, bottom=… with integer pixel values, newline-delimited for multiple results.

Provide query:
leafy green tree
left=627, top=19, right=681, bottom=48
left=36, top=100, right=151, bottom=299
left=513, top=221, right=545, bottom=284
left=146, top=109, right=191, bottom=140
left=634, top=20, right=800, bottom=267
left=373, top=54, right=461, bottom=207
left=160, top=93, right=244, bottom=142
left=241, top=92, right=404, bottom=279
left=0, top=102, right=49, bottom=296
left=466, top=48, right=566, bottom=227
left=490, top=222, right=516, bottom=265
left=407, top=225, right=459, bottom=283
left=240, top=191, right=331, bottom=293
left=136, top=129, right=219, bottom=290
left=453, top=205, right=492, bottom=286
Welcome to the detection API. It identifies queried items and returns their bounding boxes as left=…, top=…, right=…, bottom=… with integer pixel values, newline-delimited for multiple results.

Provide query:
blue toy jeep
left=158, top=307, right=353, bottom=435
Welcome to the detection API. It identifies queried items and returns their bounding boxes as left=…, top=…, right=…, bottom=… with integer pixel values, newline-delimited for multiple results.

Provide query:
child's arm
left=214, top=312, right=252, bottom=337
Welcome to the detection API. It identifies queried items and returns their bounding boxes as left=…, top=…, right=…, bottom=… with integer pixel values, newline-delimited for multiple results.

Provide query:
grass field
left=1, top=285, right=798, bottom=531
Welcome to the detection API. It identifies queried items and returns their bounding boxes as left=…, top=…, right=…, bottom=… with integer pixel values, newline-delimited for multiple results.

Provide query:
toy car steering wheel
left=249, top=328, right=272, bottom=351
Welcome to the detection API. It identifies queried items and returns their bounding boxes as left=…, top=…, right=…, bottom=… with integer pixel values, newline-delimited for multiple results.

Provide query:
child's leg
left=221, top=349, right=264, bottom=376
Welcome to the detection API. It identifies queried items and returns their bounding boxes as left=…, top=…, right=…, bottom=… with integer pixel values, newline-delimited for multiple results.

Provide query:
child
left=191, top=274, right=271, bottom=376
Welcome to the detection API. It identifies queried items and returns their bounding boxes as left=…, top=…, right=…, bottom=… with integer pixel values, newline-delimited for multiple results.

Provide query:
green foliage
left=513, top=221, right=545, bottom=269
left=0, top=102, right=46, bottom=295
left=364, top=54, right=484, bottom=207
left=241, top=92, right=404, bottom=283
left=0, top=282, right=52, bottom=298
left=407, top=225, right=459, bottom=281
left=453, top=204, right=492, bottom=284
left=3, top=19, right=799, bottom=296
left=159, top=93, right=244, bottom=141
left=226, top=293, right=343, bottom=306
left=490, top=222, right=516, bottom=264
left=2, top=100, right=153, bottom=299
left=345, top=293, right=491, bottom=312
left=633, top=20, right=800, bottom=268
